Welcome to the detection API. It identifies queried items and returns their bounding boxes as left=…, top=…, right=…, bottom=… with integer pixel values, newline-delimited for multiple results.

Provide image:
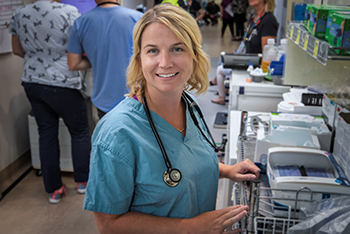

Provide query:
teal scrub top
left=83, top=97, right=219, bottom=218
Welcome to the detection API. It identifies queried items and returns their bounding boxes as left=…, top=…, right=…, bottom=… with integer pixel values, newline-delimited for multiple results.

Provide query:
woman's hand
left=219, top=159, right=260, bottom=182
left=185, top=205, right=248, bottom=234
left=94, top=206, right=247, bottom=234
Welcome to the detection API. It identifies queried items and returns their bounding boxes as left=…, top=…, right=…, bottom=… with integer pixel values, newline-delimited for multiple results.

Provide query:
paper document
left=225, top=4, right=233, bottom=17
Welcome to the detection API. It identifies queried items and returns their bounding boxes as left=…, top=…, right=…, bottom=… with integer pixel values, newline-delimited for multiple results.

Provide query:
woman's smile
left=157, top=72, right=179, bottom=78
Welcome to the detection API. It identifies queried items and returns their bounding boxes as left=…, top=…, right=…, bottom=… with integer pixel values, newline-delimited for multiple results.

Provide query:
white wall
left=0, top=54, right=31, bottom=172
left=0, top=0, right=37, bottom=194
left=120, top=0, right=145, bottom=9
left=323, top=0, right=350, bottom=4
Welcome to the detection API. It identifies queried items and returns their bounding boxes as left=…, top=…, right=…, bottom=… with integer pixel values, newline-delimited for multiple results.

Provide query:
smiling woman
left=126, top=4, right=210, bottom=97
left=84, top=4, right=260, bottom=234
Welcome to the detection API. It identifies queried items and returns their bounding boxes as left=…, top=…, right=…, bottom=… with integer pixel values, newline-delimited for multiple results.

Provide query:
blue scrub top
left=84, top=97, right=219, bottom=218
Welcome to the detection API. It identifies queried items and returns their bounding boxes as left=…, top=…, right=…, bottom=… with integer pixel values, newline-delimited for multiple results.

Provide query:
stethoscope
left=97, top=1, right=120, bottom=7
left=142, top=91, right=222, bottom=187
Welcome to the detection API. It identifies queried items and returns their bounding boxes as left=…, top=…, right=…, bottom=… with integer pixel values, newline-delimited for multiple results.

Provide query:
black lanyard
left=97, top=1, right=119, bottom=7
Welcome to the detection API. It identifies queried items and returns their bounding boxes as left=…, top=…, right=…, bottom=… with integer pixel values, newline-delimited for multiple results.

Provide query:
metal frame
left=233, top=112, right=350, bottom=233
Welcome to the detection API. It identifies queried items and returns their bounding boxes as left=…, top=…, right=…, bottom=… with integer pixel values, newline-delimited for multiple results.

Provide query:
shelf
left=286, top=22, right=350, bottom=66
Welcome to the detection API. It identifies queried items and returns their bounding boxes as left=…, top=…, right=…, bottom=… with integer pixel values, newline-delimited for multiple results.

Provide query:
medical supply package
left=328, top=13, right=350, bottom=55
left=309, top=5, right=350, bottom=39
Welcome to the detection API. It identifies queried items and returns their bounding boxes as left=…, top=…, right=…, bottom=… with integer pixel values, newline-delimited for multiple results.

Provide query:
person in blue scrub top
left=84, top=4, right=260, bottom=234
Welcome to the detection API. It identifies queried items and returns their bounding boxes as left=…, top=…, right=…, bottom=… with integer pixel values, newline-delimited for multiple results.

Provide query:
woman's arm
left=260, top=14, right=279, bottom=53
left=11, top=35, right=25, bottom=58
left=67, top=52, right=92, bottom=71
left=195, top=8, right=205, bottom=21
left=94, top=205, right=248, bottom=234
left=219, top=159, right=260, bottom=181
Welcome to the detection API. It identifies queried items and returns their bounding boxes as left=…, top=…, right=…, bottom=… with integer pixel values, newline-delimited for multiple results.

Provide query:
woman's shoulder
left=260, top=12, right=278, bottom=28
left=262, top=12, right=278, bottom=23
left=105, top=97, right=142, bottom=121
left=92, top=98, right=145, bottom=143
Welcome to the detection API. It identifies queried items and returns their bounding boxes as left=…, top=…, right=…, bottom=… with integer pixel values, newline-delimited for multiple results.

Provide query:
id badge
left=235, top=41, right=246, bottom=54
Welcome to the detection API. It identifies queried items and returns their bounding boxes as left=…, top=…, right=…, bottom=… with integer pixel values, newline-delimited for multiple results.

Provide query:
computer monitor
left=61, top=0, right=97, bottom=14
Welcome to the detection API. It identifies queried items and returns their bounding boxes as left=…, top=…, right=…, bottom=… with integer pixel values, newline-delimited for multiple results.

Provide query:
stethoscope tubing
left=142, top=94, right=173, bottom=171
left=181, top=92, right=218, bottom=152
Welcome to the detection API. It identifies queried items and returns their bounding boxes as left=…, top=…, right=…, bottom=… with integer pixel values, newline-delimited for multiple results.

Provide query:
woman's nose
left=158, top=51, right=173, bottom=69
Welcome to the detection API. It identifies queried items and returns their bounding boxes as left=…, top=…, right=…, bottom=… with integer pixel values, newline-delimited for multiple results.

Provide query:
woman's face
left=139, top=23, right=193, bottom=96
left=249, top=0, right=265, bottom=7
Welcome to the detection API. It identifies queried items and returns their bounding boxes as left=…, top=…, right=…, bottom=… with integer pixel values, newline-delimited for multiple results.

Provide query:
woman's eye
left=148, top=48, right=158, bottom=54
left=173, top=47, right=184, bottom=52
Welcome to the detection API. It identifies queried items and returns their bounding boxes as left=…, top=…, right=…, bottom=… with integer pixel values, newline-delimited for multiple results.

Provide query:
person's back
left=9, top=1, right=81, bottom=88
left=214, top=3, right=220, bottom=14
left=9, top=0, right=91, bottom=204
left=67, top=3, right=143, bottom=117
left=206, top=2, right=219, bottom=15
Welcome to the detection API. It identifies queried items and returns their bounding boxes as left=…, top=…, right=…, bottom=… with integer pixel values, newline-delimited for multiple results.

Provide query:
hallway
left=0, top=20, right=240, bottom=234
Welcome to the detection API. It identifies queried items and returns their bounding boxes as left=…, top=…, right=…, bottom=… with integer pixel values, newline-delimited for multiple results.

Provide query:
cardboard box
left=335, top=104, right=350, bottom=128
left=309, top=5, right=350, bottom=39
left=323, top=94, right=350, bottom=129
left=326, top=9, right=350, bottom=41
left=269, top=113, right=332, bottom=151
left=322, top=94, right=337, bottom=129
left=328, top=13, right=350, bottom=55
left=305, top=4, right=321, bottom=30
left=254, top=128, right=320, bottom=164
left=333, top=112, right=350, bottom=180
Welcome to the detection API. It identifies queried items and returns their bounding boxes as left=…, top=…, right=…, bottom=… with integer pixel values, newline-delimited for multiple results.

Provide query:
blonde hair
left=265, top=0, right=276, bottom=13
left=126, top=4, right=210, bottom=97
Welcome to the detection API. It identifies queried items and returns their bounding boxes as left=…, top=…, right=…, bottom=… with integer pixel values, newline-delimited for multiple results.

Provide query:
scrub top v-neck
left=83, top=97, right=219, bottom=218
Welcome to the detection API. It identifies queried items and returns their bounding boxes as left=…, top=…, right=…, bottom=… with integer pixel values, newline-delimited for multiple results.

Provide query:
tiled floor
left=0, top=20, right=239, bottom=234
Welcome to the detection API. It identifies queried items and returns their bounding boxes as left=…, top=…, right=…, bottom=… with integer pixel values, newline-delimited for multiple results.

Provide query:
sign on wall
left=0, top=0, right=23, bottom=54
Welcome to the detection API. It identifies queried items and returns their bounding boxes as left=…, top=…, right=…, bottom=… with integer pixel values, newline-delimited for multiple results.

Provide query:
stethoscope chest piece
left=163, top=169, right=182, bottom=187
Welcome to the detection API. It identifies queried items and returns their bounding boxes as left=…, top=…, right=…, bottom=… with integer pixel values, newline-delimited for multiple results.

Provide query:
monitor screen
left=61, top=0, right=97, bottom=14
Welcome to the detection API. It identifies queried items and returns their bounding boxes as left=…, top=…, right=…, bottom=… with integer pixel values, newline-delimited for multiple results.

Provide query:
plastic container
left=261, top=38, right=278, bottom=73
left=270, top=61, right=284, bottom=76
left=272, top=75, right=284, bottom=85
left=294, top=3, right=307, bottom=21
left=277, top=38, right=287, bottom=61
left=277, top=101, right=305, bottom=113
left=247, top=62, right=254, bottom=73
left=249, top=68, right=267, bottom=83
left=250, top=74, right=265, bottom=83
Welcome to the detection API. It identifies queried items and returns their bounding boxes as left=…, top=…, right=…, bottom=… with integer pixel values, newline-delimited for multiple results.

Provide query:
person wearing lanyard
left=211, top=0, right=278, bottom=105
left=243, top=0, right=278, bottom=53
left=83, top=4, right=260, bottom=233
